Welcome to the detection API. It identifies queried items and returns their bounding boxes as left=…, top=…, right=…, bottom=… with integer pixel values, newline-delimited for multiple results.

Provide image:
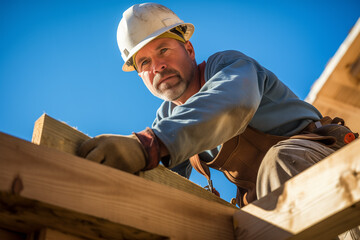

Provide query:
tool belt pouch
left=204, top=126, right=288, bottom=207
left=295, top=116, right=358, bottom=151
left=190, top=116, right=358, bottom=207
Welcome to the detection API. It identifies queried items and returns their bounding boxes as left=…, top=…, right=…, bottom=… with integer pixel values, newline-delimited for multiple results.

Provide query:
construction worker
left=78, top=4, right=359, bottom=237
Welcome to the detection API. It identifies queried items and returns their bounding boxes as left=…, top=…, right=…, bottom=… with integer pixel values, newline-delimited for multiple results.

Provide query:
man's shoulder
left=206, top=50, right=255, bottom=70
left=156, top=101, right=176, bottom=117
left=205, top=50, right=255, bottom=77
left=207, top=50, right=250, bottom=63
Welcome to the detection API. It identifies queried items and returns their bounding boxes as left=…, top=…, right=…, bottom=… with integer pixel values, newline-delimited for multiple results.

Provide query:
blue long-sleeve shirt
left=152, top=50, right=322, bottom=169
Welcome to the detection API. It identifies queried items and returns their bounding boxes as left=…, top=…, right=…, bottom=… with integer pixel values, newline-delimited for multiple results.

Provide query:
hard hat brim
left=122, top=22, right=194, bottom=72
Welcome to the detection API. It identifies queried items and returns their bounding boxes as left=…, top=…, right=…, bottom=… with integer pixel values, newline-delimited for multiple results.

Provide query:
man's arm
left=78, top=52, right=263, bottom=172
left=153, top=52, right=263, bottom=168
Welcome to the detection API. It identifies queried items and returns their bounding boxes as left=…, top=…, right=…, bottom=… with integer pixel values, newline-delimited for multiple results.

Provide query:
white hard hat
left=117, top=3, right=195, bottom=72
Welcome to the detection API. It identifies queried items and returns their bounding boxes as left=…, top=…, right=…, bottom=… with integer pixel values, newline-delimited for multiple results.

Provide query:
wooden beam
left=32, top=114, right=90, bottom=154
left=31, top=114, right=236, bottom=208
left=306, top=18, right=360, bottom=104
left=233, top=139, right=360, bottom=240
left=309, top=95, right=360, bottom=133
left=37, top=228, right=87, bottom=240
left=0, top=228, right=26, bottom=240
left=0, top=132, right=236, bottom=239
left=0, top=192, right=163, bottom=240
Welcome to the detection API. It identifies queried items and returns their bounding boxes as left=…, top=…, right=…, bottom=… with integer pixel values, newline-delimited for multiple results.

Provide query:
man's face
left=135, top=38, right=196, bottom=103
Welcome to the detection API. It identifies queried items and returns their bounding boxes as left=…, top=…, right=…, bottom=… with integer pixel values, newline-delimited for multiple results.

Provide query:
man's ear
left=184, top=41, right=195, bottom=60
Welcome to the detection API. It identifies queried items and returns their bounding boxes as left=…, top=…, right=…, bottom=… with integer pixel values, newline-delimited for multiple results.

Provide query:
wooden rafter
left=234, top=138, right=360, bottom=239
left=1, top=114, right=359, bottom=239
left=0, top=132, right=236, bottom=239
left=31, top=114, right=236, bottom=209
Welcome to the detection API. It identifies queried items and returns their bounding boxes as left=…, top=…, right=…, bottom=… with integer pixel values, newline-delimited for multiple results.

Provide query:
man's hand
left=78, top=134, right=147, bottom=173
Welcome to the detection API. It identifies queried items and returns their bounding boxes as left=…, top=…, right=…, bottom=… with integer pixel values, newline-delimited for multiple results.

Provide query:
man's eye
left=160, top=48, right=168, bottom=54
left=141, top=59, right=149, bottom=66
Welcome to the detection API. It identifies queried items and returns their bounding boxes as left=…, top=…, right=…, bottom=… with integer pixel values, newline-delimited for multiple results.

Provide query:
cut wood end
left=32, top=113, right=47, bottom=144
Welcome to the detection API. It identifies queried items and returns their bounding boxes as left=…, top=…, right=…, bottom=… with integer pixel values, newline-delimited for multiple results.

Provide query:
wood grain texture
left=37, top=228, right=88, bottom=240
left=0, top=192, right=164, bottom=240
left=32, top=114, right=236, bottom=208
left=0, top=228, right=26, bottom=240
left=32, top=114, right=90, bottom=154
left=1, top=132, right=236, bottom=239
left=233, top=139, right=360, bottom=240
left=306, top=18, right=360, bottom=133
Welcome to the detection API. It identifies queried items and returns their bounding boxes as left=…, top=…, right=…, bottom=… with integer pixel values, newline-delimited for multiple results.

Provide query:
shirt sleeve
left=152, top=51, right=264, bottom=168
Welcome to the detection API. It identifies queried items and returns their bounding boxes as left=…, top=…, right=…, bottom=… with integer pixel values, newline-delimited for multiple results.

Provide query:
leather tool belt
left=189, top=116, right=358, bottom=207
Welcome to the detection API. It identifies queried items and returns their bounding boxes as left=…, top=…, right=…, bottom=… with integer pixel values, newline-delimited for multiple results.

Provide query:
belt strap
left=189, top=154, right=219, bottom=195
left=301, top=116, right=343, bottom=133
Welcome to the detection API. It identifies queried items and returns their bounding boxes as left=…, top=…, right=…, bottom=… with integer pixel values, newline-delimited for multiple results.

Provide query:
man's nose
left=152, top=58, right=167, bottom=73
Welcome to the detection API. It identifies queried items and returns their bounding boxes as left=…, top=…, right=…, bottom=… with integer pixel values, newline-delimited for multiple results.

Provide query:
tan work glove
left=78, top=134, right=147, bottom=173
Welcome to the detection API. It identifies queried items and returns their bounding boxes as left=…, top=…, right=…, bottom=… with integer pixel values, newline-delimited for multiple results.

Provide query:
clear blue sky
left=1, top=0, right=359, bottom=202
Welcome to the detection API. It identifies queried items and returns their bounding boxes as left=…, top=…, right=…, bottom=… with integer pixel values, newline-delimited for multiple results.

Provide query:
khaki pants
left=256, top=139, right=359, bottom=240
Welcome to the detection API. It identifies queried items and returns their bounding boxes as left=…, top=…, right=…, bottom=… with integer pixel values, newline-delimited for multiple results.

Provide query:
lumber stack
left=31, top=114, right=236, bottom=208
left=0, top=114, right=359, bottom=239
left=0, top=131, right=236, bottom=239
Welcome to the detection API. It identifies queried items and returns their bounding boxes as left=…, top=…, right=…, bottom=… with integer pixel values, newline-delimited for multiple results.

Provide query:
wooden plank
left=0, top=192, right=163, bottom=240
left=32, top=114, right=236, bottom=208
left=0, top=132, right=236, bottom=240
left=306, top=18, right=360, bottom=104
left=310, top=95, right=360, bottom=133
left=233, top=139, right=360, bottom=240
left=0, top=228, right=26, bottom=240
left=37, top=228, right=86, bottom=240
left=32, top=114, right=90, bottom=154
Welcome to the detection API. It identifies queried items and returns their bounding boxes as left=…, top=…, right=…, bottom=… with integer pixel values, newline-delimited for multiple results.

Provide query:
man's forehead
left=136, top=38, right=180, bottom=59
